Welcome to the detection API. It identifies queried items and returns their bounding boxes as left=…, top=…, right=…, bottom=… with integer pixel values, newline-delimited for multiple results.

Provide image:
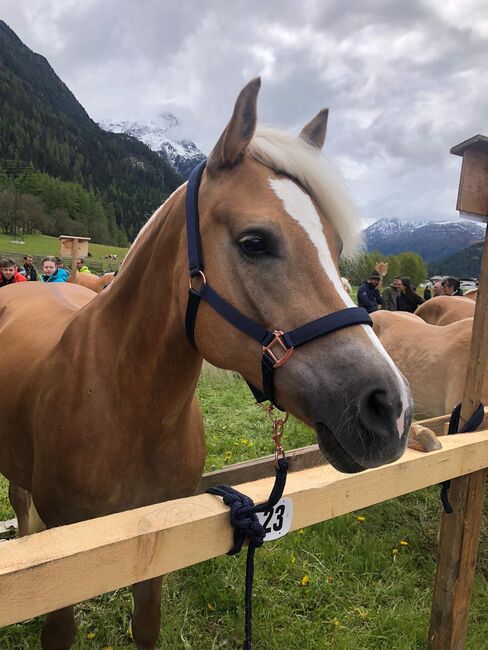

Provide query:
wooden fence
left=0, top=411, right=487, bottom=641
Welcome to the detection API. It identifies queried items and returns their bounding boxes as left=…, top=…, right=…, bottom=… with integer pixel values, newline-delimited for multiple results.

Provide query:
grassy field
left=0, top=371, right=487, bottom=649
left=0, top=233, right=128, bottom=268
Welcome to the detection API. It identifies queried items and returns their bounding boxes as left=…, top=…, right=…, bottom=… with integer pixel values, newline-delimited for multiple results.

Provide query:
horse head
left=181, top=78, right=412, bottom=473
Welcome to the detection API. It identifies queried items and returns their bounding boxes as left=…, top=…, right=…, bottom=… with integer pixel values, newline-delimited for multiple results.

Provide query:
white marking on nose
left=269, top=177, right=354, bottom=307
left=270, top=177, right=410, bottom=438
left=363, top=325, right=411, bottom=438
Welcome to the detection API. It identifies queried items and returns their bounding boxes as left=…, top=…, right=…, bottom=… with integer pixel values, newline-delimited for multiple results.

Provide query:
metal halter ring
left=189, top=270, right=207, bottom=291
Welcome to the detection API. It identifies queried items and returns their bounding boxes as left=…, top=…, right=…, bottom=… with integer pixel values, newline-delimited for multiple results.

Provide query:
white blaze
left=269, top=177, right=410, bottom=438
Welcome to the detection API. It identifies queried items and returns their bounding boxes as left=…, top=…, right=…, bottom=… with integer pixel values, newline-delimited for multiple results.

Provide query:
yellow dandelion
left=103, top=646, right=114, bottom=650
left=331, top=617, right=340, bottom=627
left=400, top=540, right=409, bottom=546
left=392, top=548, right=399, bottom=555
left=297, top=529, right=305, bottom=535
left=240, top=438, right=249, bottom=445
left=356, top=515, right=366, bottom=522
left=300, top=575, right=310, bottom=587
left=355, top=607, right=368, bottom=620
left=86, top=631, right=96, bottom=640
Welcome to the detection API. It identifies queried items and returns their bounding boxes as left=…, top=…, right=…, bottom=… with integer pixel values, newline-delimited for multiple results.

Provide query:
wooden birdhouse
left=59, top=235, right=91, bottom=258
left=451, top=134, right=488, bottom=222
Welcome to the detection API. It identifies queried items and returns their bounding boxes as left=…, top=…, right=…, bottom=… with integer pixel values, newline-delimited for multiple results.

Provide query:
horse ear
left=299, top=108, right=329, bottom=149
left=206, top=77, right=261, bottom=175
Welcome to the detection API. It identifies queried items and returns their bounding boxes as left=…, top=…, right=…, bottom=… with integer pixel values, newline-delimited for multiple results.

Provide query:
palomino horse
left=415, top=295, right=475, bottom=325
left=0, top=79, right=412, bottom=649
left=73, top=270, right=116, bottom=293
left=372, top=311, right=484, bottom=419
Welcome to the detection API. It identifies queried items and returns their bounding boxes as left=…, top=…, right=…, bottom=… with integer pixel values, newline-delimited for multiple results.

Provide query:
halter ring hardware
left=263, top=330, right=294, bottom=368
left=189, top=270, right=207, bottom=291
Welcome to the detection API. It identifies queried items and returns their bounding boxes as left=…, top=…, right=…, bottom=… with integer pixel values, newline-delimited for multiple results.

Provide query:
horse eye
left=239, top=235, right=267, bottom=256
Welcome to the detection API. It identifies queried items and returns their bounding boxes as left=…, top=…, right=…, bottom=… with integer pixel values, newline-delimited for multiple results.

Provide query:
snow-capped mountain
left=99, top=113, right=206, bottom=180
left=365, top=218, right=485, bottom=262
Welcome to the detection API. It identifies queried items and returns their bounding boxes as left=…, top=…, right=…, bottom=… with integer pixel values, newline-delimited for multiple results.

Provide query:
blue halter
left=185, top=160, right=373, bottom=406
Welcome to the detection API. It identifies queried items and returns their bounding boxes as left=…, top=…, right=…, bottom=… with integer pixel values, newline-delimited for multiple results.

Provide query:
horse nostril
left=358, top=387, right=399, bottom=433
left=365, top=390, right=391, bottom=421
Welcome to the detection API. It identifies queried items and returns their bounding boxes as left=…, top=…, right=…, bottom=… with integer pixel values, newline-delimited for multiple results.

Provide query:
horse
left=371, top=310, right=483, bottom=419
left=0, top=78, right=412, bottom=649
left=73, top=270, right=116, bottom=293
left=415, top=295, right=475, bottom=325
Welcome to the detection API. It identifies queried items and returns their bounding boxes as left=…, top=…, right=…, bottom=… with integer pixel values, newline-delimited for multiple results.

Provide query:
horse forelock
left=248, top=128, right=362, bottom=258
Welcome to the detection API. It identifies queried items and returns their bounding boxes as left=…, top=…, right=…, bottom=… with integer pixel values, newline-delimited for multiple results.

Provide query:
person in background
left=0, top=258, right=27, bottom=287
left=432, top=281, right=444, bottom=297
left=39, top=256, right=69, bottom=283
left=442, top=277, right=464, bottom=296
left=397, top=276, right=425, bottom=312
left=21, top=255, right=38, bottom=282
left=357, top=270, right=383, bottom=313
left=76, top=257, right=90, bottom=273
left=423, top=283, right=432, bottom=300
left=381, top=276, right=401, bottom=311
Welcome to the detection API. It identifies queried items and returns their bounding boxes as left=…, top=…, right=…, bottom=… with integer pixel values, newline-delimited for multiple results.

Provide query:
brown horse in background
left=372, top=310, right=483, bottom=419
left=0, top=79, right=412, bottom=649
left=415, top=295, right=475, bottom=325
left=73, top=270, right=116, bottom=293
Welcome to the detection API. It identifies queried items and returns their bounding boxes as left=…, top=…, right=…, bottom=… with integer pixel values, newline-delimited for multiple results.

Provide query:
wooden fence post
left=428, top=135, right=488, bottom=649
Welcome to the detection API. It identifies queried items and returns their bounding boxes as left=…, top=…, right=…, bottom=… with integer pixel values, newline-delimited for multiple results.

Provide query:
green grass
left=0, top=233, right=128, bottom=267
left=1, top=372, right=488, bottom=649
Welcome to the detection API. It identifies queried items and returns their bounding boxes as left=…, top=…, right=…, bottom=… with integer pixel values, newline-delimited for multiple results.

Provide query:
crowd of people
left=356, top=271, right=466, bottom=313
left=0, top=255, right=91, bottom=288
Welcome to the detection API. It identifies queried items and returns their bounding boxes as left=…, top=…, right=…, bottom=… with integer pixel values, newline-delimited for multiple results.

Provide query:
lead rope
left=206, top=406, right=289, bottom=650
left=440, top=401, right=485, bottom=513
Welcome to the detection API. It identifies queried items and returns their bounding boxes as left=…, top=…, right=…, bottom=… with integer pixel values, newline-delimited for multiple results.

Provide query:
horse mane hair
left=248, top=128, right=363, bottom=257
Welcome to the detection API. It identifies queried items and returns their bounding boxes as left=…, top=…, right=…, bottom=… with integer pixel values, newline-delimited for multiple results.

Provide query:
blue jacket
left=40, top=268, right=69, bottom=283
left=357, top=281, right=383, bottom=313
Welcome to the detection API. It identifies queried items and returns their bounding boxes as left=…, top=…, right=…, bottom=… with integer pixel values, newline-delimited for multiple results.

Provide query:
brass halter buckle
left=258, top=403, right=289, bottom=466
left=262, top=330, right=294, bottom=368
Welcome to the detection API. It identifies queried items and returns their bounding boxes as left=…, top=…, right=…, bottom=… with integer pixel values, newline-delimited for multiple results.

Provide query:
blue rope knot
left=208, top=485, right=266, bottom=554
left=206, top=457, right=288, bottom=649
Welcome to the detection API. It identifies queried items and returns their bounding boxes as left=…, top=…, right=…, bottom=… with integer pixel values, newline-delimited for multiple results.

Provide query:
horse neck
left=78, top=185, right=202, bottom=406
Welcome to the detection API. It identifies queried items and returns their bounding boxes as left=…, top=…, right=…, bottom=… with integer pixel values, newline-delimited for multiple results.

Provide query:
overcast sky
left=3, top=0, right=487, bottom=225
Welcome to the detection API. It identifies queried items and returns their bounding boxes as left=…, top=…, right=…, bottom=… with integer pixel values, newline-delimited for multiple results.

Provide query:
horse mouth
left=315, top=422, right=366, bottom=474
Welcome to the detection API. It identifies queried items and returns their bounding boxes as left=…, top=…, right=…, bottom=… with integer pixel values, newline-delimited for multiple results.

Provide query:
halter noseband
left=185, top=160, right=373, bottom=407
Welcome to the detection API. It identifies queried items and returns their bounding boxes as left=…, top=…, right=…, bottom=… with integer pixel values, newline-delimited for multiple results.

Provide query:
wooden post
left=58, top=235, right=90, bottom=282
left=428, top=135, right=488, bottom=649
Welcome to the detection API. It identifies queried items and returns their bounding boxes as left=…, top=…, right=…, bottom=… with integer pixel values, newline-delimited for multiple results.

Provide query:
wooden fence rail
left=0, top=429, right=487, bottom=627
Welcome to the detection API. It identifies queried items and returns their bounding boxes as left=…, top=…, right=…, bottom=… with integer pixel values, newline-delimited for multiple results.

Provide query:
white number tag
left=256, top=498, right=293, bottom=541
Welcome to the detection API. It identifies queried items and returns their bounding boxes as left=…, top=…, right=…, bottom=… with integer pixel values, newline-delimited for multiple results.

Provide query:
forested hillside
left=0, top=20, right=182, bottom=242
left=429, top=241, right=483, bottom=278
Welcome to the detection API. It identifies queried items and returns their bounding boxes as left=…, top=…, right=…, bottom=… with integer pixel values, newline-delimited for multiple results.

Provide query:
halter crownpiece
left=185, top=159, right=373, bottom=406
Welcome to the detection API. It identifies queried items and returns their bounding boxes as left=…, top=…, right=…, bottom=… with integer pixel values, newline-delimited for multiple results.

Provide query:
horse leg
left=8, top=482, right=31, bottom=537
left=132, top=577, right=163, bottom=650
left=41, top=607, right=76, bottom=650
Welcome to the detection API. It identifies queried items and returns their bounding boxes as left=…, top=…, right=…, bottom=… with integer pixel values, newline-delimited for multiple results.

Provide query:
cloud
left=3, top=0, right=487, bottom=223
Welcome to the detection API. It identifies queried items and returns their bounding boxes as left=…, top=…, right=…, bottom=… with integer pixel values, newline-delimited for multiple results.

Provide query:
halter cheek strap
left=185, top=160, right=373, bottom=406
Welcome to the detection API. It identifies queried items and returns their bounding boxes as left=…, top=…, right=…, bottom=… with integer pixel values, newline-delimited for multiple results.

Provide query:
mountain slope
left=429, top=241, right=484, bottom=277
left=99, top=115, right=206, bottom=180
left=365, top=218, right=484, bottom=262
left=0, top=20, right=182, bottom=240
